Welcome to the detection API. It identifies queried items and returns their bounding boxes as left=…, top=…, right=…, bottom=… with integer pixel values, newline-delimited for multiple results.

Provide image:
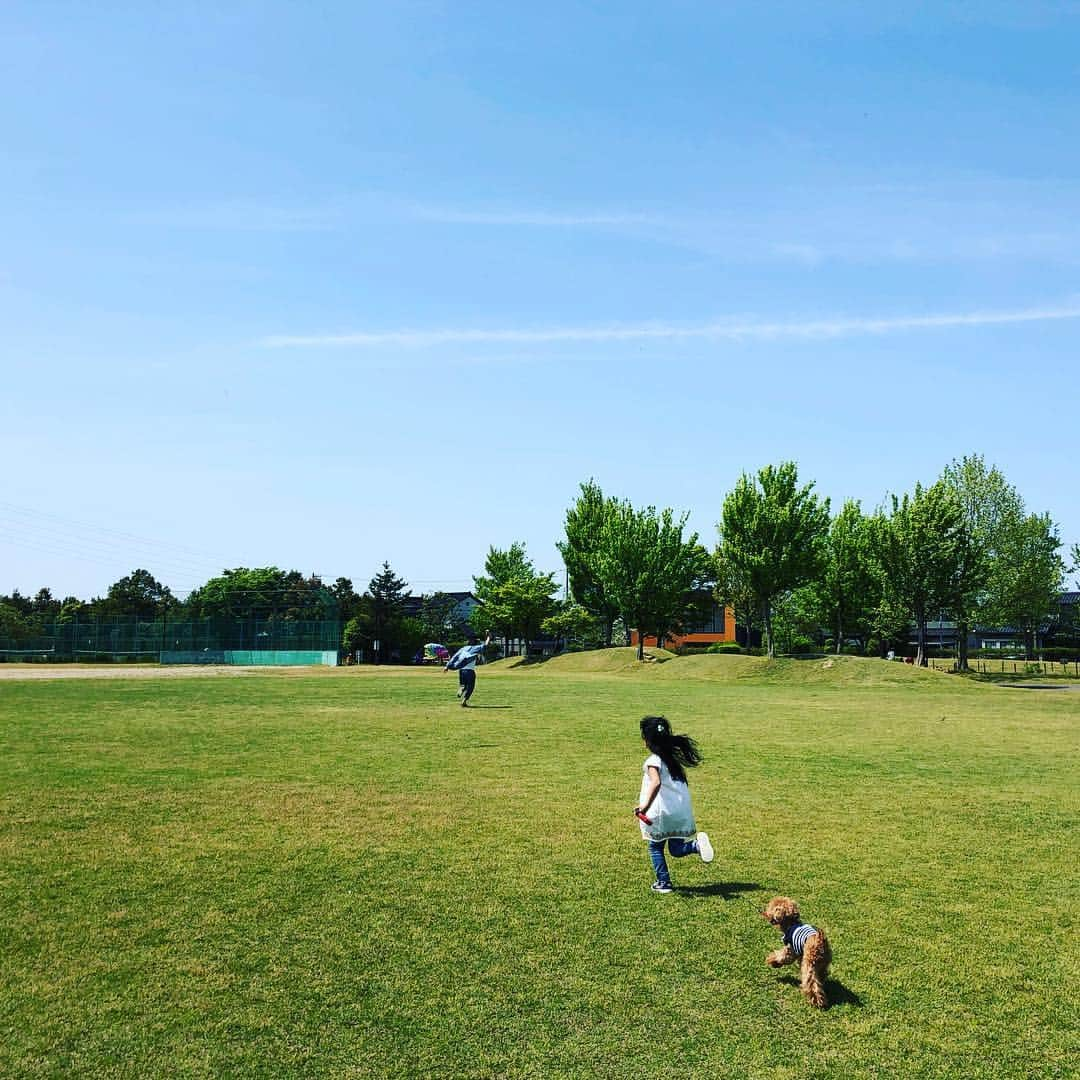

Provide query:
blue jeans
left=649, top=837, right=698, bottom=886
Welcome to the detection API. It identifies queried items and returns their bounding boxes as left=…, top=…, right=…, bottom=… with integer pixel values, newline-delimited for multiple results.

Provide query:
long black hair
left=639, top=715, right=702, bottom=784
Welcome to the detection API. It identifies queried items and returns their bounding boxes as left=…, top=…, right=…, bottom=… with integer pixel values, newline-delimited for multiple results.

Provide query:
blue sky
left=2, top=2, right=1078, bottom=599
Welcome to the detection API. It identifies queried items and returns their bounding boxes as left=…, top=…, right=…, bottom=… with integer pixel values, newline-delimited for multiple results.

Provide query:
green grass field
left=1, top=653, right=1076, bottom=1078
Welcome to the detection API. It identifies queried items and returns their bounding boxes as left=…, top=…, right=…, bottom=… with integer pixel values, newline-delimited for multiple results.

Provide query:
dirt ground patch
left=0, top=664, right=277, bottom=681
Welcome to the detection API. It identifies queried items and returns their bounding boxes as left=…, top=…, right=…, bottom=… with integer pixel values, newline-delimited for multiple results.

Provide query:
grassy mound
left=493, top=648, right=960, bottom=689
left=671, top=652, right=956, bottom=688
left=486, top=645, right=677, bottom=674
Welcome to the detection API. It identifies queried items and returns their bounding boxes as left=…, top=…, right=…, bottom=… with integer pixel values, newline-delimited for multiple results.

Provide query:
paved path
left=997, top=681, right=1080, bottom=691
left=0, top=664, right=272, bottom=681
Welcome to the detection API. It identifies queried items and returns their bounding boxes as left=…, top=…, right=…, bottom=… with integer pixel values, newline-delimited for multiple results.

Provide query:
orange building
left=630, top=598, right=737, bottom=650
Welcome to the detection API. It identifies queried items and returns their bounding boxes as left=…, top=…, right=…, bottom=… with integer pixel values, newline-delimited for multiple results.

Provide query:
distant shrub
left=1039, top=647, right=1078, bottom=662
left=706, top=642, right=744, bottom=655
left=967, top=647, right=1078, bottom=662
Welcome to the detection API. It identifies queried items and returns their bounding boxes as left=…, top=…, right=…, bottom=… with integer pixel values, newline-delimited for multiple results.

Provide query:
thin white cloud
left=259, top=299, right=1080, bottom=349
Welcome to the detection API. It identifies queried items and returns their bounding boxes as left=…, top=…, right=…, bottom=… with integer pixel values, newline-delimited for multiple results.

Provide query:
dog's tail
left=802, top=931, right=831, bottom=1009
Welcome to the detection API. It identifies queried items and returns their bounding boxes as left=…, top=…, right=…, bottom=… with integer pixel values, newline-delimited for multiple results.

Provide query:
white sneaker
left=697, top=832, right=714, bottom=863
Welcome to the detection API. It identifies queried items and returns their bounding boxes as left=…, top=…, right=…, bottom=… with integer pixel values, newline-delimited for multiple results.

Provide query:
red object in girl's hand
left=635, top=809, right=652, bottom=825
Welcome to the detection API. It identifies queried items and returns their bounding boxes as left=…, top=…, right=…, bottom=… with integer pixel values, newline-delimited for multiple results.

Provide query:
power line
left=0, top=502, right=235, bottom=565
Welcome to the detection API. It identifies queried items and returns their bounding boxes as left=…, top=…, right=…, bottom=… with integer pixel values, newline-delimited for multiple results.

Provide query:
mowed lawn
left=0, top=654, right=1076, bottom=1079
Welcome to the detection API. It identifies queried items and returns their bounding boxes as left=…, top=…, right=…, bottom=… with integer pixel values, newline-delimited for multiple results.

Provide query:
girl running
left=634, top=715, right=713, bottom=893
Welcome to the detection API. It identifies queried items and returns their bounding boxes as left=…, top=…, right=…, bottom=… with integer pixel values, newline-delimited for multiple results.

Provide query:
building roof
left=404, top=591, right=476, bottom=602
left=400, top=592, right=478, bottom=616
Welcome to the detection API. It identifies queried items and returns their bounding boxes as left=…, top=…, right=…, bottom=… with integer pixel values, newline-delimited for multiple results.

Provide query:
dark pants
left=458, top=667, right=476, bottom=702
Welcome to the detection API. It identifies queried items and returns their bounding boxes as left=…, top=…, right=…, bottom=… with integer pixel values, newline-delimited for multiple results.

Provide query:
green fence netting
left=0, top=615, right=341, bottom=662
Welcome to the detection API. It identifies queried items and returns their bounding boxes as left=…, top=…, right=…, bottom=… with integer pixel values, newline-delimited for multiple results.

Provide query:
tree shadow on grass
left=776, top=974, right=864, bottom=1008
left=678, top=881, right=763, bottom=901
left=462, top=704, right=513, bottom=709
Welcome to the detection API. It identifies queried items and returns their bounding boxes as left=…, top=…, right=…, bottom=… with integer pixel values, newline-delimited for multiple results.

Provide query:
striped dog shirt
left=782, top=922, right=819, bottom=957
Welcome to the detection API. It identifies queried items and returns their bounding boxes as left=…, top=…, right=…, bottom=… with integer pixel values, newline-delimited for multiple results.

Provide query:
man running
left=445, top=632, right=492, bottom=706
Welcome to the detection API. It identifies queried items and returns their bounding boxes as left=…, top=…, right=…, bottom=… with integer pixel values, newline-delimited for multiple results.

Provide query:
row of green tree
left=0, top=567, right=341, bottom=653
left=717, top=456, right=1076, bottom=665
left=4, top=454, right=1077, bottom=665
left=456, top=456, right=1077, bottom=666
left=0, top=562, right=482, bottom=665
left=1, top=567, right=335, bottom=624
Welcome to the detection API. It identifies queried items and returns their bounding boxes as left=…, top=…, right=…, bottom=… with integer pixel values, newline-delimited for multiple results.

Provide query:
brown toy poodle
left=762, top=896, right=832, bottom=1008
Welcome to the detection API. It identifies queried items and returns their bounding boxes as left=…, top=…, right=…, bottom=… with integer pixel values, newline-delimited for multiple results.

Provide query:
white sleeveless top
left=638, top=754, right=697, bottom=841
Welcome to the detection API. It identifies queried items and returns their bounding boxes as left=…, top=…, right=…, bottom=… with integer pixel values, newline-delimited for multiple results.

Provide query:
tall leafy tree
left=1, top=590, right=32, bottom=616
left=186, top=568, right=277, bottom=618
left=557, top=480, right=620, bottom=646
left=869, top=481, right=965, bottom=666
left=0, top=603, right=34, bottom=645
left=816, top=500, right=877, bottom=654
left=101, top=569, right=174, bottom=618
left=471, top=542, right=559, bottom=655
left=186, top=568, right=329, bottom=621
left=650, top=543, right=714, bottom=650
left=940, top=455, right=1024, bottom=671
left=596, top=501, right=710, bottom=660
left=278, top=570, right=328, bottom=619
left=868, top=585, right=912, bottom=658
left=540, top=602, right=601, bottom=649
left=768, top=585, right=822, bottom=654
left=714, top=549, right=759, bottom=649
left=341, top=610, right=373, bottom=658
left=717, top=462, right=830, bottom=657
left=988, top=511, right=1065, bottom=658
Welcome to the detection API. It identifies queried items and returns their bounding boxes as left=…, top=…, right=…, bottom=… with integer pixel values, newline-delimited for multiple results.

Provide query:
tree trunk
left=604, top=616, right=614, bottom=648
left=763, top=600, right=774, bottom=658
left=637, top=633, right=645, bottom=661
left=916, top=616, right=927, bottom=666
left=835, top=610, right=843, bottom=655
left=957, top=619, right=970, bottom=672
